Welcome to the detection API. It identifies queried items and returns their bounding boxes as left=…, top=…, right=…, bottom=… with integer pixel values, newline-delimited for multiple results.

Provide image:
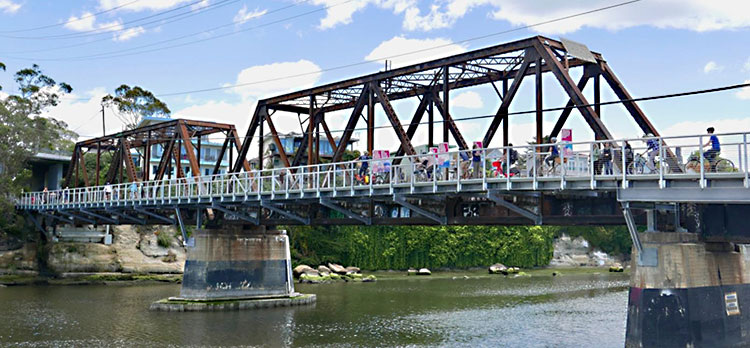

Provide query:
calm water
left=0, top=272, right=629, bottom=347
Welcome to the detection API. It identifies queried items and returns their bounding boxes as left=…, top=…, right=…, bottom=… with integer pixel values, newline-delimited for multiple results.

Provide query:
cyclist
left=703, top=127, right=721, bottom=170
left=645, top=133, right=659, bottom=172
left=544, top=137, right=559, bottom=170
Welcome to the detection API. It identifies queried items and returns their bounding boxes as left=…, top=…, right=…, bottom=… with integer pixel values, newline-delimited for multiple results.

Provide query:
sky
left=0, top=0, right=749, bottom=154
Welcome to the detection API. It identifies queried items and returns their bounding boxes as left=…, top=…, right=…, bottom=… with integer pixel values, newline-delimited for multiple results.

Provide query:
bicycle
left=685, top=153, right=735, bottom=173
left=627, top=151, right=667, bottom=174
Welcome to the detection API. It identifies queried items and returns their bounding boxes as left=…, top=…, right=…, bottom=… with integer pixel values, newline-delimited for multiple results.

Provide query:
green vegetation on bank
left=288, top=225, right=555, bottom=270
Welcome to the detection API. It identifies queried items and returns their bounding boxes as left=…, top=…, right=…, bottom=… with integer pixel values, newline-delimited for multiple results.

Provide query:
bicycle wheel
left=714, top=159, right=735, bottom=172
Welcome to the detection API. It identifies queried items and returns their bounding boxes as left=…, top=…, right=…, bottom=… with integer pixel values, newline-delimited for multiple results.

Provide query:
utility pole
left=101, top=104, right=106, bottom=136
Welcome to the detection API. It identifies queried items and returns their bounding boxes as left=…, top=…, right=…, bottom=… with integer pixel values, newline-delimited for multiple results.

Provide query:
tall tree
left=0, top=64, right=75, bottom=240
left=101, top=85, right=170, bottom=130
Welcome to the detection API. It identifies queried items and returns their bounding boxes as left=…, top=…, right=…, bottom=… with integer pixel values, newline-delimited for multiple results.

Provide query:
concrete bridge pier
left=626, top=232, right=750, bottom=347
left=150, top=225, right=315, bottom=311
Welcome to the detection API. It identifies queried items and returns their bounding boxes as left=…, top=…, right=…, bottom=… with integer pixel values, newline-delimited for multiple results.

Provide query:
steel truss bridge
left=14, top=35, right=750, bottom=243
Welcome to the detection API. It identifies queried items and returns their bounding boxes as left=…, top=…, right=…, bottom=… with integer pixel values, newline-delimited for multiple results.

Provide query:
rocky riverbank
left=0, top=225, right=186, bottom=285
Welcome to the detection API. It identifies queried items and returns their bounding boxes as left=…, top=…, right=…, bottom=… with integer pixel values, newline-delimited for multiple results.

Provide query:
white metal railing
left=17, top=131, right=750, bottom=210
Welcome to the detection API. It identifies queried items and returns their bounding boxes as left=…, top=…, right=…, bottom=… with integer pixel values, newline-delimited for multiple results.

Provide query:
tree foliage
left=101, top=85, right=170, bottom=130
left=288, top=225, right=555, bottom=270
left=0, top=63, right=75, bottom=239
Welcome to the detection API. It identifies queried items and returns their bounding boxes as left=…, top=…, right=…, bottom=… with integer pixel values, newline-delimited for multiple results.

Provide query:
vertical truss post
left=258, top=110, right=264, bottom=171
left=265, top=113, right=291, bottom=168
left=428, top=93, right=434, bottom=147
left=95, top=143, right=101, bottom=186
left=535, top=55, right=543, bottom=146
left=368, top=88, right=374, bottom=154
left=442, top=66, right=449, bottom=143
left=308, top=95, right=314, bottom=166
left=177, top=120, right=201, bottom=177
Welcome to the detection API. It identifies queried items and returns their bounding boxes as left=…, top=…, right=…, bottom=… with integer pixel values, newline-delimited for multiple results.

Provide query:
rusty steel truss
left=65, top=119, right=249, bottom=188
left=232, top=35, right=674, bottom=172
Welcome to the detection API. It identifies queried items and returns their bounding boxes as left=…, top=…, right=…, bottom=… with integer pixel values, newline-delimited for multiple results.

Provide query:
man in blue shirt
left=358, top=151, right=371, bottom=183
left=703, top=127, right=720, bottom=169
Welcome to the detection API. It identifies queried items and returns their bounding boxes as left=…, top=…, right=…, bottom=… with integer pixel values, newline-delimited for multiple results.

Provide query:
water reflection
left=0, top=273, right=628, bottom=347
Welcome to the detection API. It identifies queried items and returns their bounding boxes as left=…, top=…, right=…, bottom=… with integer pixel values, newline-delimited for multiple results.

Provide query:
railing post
left=590, top=142, right=596, bottom=190
left=745, top=134, right=749, bottom=189
left=699, top=135, right=706, bottom=189
left=457, top=152, right=462, bottom=192
left=622, top=142, right=628, bottom=189
left=506, top=146, right=511, bottom=190
left=659, top=137, right=665, bottom=188
left=482, top=148, right=487, bottom=190
left=560, top=142, right=566, bottom=190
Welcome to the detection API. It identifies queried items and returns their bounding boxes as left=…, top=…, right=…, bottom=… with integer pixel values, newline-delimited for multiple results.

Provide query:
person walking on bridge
left=104, top=182, right=112, bottom=201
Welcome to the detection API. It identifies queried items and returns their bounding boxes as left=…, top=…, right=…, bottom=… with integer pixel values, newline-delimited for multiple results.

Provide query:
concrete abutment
left=626, top=232, right=750, bottom=347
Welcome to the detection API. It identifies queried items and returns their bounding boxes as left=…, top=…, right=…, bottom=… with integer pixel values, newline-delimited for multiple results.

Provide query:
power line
left=71, top=81, right=750, bottom=142
left=52, top=0, right=641, bottom=102
left=153, top=0, right=643, bottom=97
left=5, top=0, right=339, bottom=61
left=1, top=0, right=223, bottom=40
left=1, top=0, right=243, bottom=54
left=0, top=0, right=140, bottom=34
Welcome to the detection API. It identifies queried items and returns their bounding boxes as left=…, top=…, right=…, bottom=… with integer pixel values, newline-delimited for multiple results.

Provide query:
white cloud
left=233, top=5, right=267, bottom=24
left=191, top=0, right=210, bottom=10
left=703, top=61, right=723, bottom=74
left=311, top=0, right=414, bottom=30
left=0, top=0, right=21, bottom=14
left=365, top=36, right=467, bottom=68
left=451, top=91, right=483, bottom=109
left=228, top=59, right=322, bottom=100
left=64, top=12, right=146, bottom=41
left=736, top=80, right=750, bottom=100
left=98, top=0, right=194, bottom=12
left=315, top=1, right=750, bottom=34
left=114, top=26, right=145, bottom=41
left=41, top=88, right=116, bottom=139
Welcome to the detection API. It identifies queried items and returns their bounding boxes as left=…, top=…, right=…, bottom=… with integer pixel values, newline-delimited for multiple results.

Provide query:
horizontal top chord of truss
left=263, top=36, right=600, bottom=114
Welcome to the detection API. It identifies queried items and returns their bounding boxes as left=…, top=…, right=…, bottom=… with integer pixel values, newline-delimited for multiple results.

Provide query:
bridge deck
left=16, top=132, right=750, bottom=226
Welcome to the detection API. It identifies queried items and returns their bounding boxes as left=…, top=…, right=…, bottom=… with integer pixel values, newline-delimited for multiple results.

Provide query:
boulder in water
left=318, top=265, right=331, bottom=276
left=327, top=263, right=348, bottom=274
left=407, top=268, right=417, bottom=276
left=417, top=268, right=431, bottom=276
left=489, top=263, right=507, bottom=274
left=293, top=264, right=314, bottom=278
left=345, top=266, right=361, bottom=274
left=362, top=275, right=377, bottom=282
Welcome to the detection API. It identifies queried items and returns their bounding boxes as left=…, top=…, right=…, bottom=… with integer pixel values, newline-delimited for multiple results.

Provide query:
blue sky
left=0, top=0, right=749, bottom=152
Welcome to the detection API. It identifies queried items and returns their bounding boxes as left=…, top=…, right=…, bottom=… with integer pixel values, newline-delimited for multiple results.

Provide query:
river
left=0, top=271, right=629, bottom=347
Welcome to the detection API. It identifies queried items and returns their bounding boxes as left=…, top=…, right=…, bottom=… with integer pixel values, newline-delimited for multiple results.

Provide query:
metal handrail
left=17, top=131, right=750, bottom=209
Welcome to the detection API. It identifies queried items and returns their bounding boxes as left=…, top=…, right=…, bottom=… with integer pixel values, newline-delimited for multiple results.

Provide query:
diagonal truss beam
left=394, top=93, right=431, bottom=162
left=211, top=202, right=259, bottom=224
left=233, top=104, right=263, bottom=172
left=319, top=198, right=370, bottom=225
left=77, top=147, right=90, bottom=187
left=332, top=85, right=370, bottom=162
left=213, top=137, right=230, bottom=175
left=532, top=39, right=612, bottom=140
left=261, top=201, right=309, bottom=224
left=107, top=209, right=146, bottom=225
left=292, top=110, right=324, bottom=167
left=134, top=207, right=174, bottom=224
left=371, top=82, right=417, bottom=157
left=79, top=209, right=118, bottom=224
left=57, top=210, right=96, bottom=225
left=155, top=134, right=176, bottom=180
left=487, top=191, right=541, bottom=225
left=230, top=127, right=251, bottom=172
left=550, top=65, right=597, bottom=138
left=177, top=120, right=201, bottom=177
left=431, top=91, right=469, bottom=150
left=483, top=54, right=533, bottom=146
left=265, top=112, right=291, bottom=168
left=393, top=195, right=446, bottom=225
